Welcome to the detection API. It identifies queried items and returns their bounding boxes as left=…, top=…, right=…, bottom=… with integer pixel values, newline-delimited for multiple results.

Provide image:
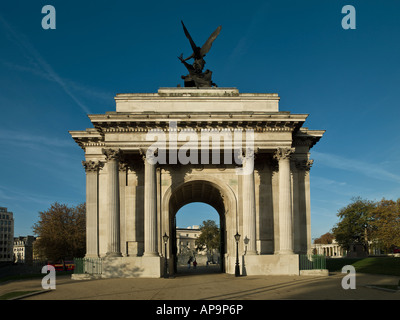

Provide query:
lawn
left=326, top=257, right=400, bottom=276
left=0, top=291, right=40, bottom=300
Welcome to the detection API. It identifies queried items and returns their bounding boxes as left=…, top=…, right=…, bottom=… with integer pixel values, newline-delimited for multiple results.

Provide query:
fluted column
left=82, top=160, right=102, bottom=258
left=242, top=149, right=257, bottom=255
left=274, top=147, right=295, bottom=255
left=295, top=159, right=313, bottom=254
left=103, top=148, right=122, bottom=257
left=143, top=150, right=158, bottom=257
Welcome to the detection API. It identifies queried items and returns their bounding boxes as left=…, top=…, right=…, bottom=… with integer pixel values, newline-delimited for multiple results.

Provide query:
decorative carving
left=82, top=160, right=103, bottom=172
left=273, top=147, right=294, bottom=161
left=295, top=159, right=314, bottom=171
left=90, top=119, right=299, bottom=136
left=118, top=154, right=136, bottom=172
left=103, top=148, right=121, bottom=161
left=119, top=161, right=128, bottom=172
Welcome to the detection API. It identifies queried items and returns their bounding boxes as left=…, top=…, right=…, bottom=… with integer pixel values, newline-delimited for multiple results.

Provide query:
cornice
left=88, top=114, right=307, bottom=135
left=293, top=127, right=325, bottom=149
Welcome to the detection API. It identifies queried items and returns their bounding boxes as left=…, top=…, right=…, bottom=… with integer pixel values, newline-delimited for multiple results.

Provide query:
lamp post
left=163, top=232, right=169, bottom=279
left=234, top=232, right=241, bottom=277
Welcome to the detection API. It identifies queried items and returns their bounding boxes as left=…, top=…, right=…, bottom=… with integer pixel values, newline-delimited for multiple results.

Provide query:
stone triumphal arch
left=70, top=87, right=324, bottom=278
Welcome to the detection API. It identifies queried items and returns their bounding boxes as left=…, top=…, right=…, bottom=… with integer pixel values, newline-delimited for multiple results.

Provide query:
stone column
left=242, top=150, right=257, bottom=255
left=103, top=148, right=122, bottom=257
left=82, top=160, right=102, bottom=258
left=274, top=147, right=295, bottom=255
left=296, top=159, right=313, bottom=254
left=143, top=150, right=158, bottom=257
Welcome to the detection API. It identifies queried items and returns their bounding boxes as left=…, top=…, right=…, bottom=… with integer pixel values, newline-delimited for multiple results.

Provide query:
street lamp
left=163, top=232, right=169, bottom=279
left=234, top=232, right=241, bottom=277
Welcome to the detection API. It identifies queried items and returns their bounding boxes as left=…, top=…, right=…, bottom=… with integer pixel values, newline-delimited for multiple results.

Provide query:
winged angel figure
left=178, top=21, right=221, bottom=87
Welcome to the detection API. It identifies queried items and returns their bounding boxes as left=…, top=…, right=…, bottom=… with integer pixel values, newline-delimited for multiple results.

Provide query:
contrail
left=0, top=14, right=91, bottom=114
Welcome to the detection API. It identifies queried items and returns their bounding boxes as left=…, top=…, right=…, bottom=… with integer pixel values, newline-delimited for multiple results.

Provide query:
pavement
left=1, top=266, right=400, bottom=301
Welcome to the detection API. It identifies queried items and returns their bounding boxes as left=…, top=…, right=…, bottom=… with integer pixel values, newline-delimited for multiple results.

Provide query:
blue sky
left=0, top=1, right=399, bottom=241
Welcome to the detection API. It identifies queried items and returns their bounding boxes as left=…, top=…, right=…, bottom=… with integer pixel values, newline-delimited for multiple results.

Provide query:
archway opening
left=168, top=180, right=227, bottom=276
left=175, top=203, right=221, bottom=274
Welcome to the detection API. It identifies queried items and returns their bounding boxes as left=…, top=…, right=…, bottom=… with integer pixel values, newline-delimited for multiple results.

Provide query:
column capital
left=295, top=159, right=314, bottom=171
left=103, top=148, right=121, bottom=161
left=82, top=160, right=103, bottom=173
left=118, top=156, right=136, bottom=172
left=140, top=148, right=158, bottom=165
left=273, top=147, right=295, bottom=161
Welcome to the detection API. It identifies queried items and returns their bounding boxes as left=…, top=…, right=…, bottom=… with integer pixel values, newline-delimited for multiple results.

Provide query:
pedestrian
left=193, top=259, right=197, bottom=269
left=187, top=256, right=192, bottom=269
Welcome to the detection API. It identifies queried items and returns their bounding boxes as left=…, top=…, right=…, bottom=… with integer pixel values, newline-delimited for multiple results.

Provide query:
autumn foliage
left=331, top=197, right=400, bottom=253
left=33, top=202, right=86, bottom=262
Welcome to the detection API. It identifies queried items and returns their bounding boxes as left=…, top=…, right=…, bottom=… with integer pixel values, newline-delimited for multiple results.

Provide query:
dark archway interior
left=169, top=180, right=227, bottom=275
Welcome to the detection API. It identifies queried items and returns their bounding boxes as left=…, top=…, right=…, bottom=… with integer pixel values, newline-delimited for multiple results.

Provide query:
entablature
left=88, top=112, right=308, bottom=136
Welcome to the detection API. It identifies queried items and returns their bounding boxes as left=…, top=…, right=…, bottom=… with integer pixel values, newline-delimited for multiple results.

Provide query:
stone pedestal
left=242, top=254, right=299, bottom=276
left=101, top=256, right=162, bottom=278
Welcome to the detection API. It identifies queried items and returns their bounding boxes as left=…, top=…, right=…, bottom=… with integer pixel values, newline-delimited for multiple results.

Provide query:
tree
left=33, top=202, right=86, bottom=262
left=370, top=198, right=400, bottom=252
left=332, top=197, right=375, bottom=252
left=314, top=232, right=334, bottom=244
left=195, top=220, right=220, bottom=255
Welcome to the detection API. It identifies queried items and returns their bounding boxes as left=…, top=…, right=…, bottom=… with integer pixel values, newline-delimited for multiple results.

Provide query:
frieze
left=90, top=119, right=300, bottom=135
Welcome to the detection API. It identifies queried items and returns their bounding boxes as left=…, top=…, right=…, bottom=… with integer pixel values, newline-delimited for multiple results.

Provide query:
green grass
left=0, top=291, right=40, bottom=300
left=327, top=257, right=400, bottom=276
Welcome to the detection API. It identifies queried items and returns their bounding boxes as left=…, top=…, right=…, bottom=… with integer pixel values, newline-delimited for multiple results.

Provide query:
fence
left=299, top=254, right=326, bottom=270
left=74, top=258, right=102, bottom=274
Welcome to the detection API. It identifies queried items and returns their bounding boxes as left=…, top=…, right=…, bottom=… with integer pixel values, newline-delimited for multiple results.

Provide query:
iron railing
left=74, top=258, right=102, bottom=274
left=299, top=254, right=326, bottom=270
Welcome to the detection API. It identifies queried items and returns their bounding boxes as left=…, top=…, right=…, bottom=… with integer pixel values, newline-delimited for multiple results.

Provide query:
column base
left=275, top=250, right=294, bottom=255
left=143, top=252, right=159, bottom=257
left=246, top=250, right=258, bottom=255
